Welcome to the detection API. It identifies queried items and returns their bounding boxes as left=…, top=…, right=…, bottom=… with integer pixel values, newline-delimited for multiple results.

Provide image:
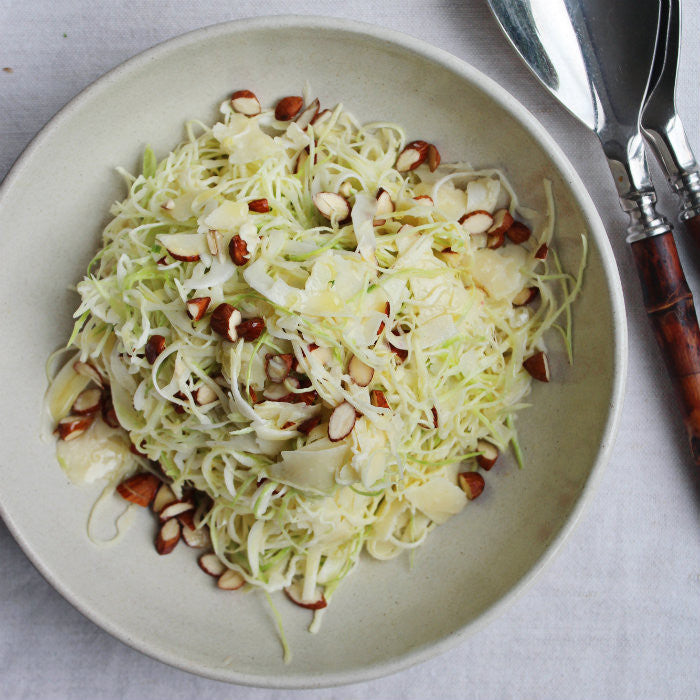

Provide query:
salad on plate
left=43, top=87, right=585, bottom=658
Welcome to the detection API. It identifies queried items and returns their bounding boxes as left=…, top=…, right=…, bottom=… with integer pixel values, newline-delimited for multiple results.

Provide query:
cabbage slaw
left=45, top=93, right=586, bottom=642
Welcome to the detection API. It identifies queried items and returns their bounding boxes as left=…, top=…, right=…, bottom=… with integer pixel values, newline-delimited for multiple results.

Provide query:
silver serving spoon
left=642, top=0, right=700, bottom=242
left=487, top=0, right=700, bottom=465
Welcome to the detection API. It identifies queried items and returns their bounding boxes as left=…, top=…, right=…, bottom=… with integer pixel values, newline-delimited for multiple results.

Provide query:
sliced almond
left=236, top=317, right=266, bottom=341
left=427, top=144, right=441, bottom=172
left=177, top=509, right=195, bottom=531
left=298, top=416, right=321, bottom=434
left=182, top=524, right=211, bottom=549
left=388, top=342, right=408, bottom=363
left=206, top=229, right=220, bottom=256
left=311, top=108, right=332, bottom=126
left=396, top=140, right=429, bottom=172
left=476, top=440, right=499, bottom=471
left=275, top=95, right=303, bottom=121
left=265, top=353, right=294, bottom=383
left=313, top=192, right=350, bottom=221
left=284, top=581, right=327, bottom=610
left=507, top=221, right=532, bottom=244
left=152, top=483, right=177, bottom=514
left=374, top=188, right=395, bottom=226
left=195, top=384, right=217, bottom=406
left=116, top=473, right=160, bottom=507
left=523, top=351, right=550, bottom=382
left=101, top=390, right=119, bottom=428
left=198, top=552, right=226, bottom=578
left=71, top=388, right=102, bottom=415
left=229, top=234, right=250, bottom=266
left=145, top=334, right=166, bottom=364
left=155, top=518, right=181, bottom=555
left=295, top=97, right=319, bottom=130
left=218, top=569, right=246, bottom=590
left=535, top=243, right=549, bottom=260
left=161, top=233, right=204, bottom=262
left=413, top=195, right=434, bottom=206
left=512, top=287, right=539, bottom=306
left=210, top=303, right=242, bottom=342
left=460, top=210, right=494, bottom=235
left=370, top=389, right=390, bottom=409
left=487, top=231, right=506, bottom=249
left=248, top=198, right=270, bottom=213
left=328, top=401, right=356, bottom=442
left=291, top=389, right=318, bottom=406
left=159, top=500, right=194, bottom=523
left=230, top=89, right=261, bottom=116
left=348, top=355, right=374, bottom=387
left=72, top=360, right=105, bottom=387
left=307, top=344, right=333, bottom=367
left=488, top=209, right=515, bottom=236
left=172, top=391, right=188, bottom=414
left=161, top=199, right=175, bottom=211
left=431, top=406, right=439, bottom=428
left=439, top=247, right=461, bottom=268
left=458, top=471, right=485, bottom=500
left=56, top=414, right=94, bottom=441
left=186, top=296, right=211, bottom=321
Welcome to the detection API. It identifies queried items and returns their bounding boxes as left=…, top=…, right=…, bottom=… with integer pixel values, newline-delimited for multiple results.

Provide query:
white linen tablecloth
left=1, top=1, right=699, bottom=698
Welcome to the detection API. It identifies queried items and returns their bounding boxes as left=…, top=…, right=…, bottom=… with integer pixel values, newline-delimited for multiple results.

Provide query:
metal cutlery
left=642, top=0, right=700, bottom=243
left=487, top=0, right=700, bottom=464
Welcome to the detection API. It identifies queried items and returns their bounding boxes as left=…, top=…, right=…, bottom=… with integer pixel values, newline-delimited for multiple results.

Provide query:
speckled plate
left=0, top=16, right=627, bottom=688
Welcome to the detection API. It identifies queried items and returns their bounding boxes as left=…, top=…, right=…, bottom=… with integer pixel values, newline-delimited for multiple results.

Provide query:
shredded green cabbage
left=45, top=94, right=586, bottom=626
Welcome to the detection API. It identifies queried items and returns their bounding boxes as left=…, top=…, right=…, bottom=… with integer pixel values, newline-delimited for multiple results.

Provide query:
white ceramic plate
left=0, top=16, right=627, bottom=688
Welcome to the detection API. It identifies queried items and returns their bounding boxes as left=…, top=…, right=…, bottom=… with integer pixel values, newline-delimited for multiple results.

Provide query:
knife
left=487, top=0, right=700, bottom=464
left=642, top=0, right=700, bottom=244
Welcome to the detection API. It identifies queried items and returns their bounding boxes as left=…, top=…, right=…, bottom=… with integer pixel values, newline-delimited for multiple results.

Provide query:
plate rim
left=0, top=13, right=628, bottom=689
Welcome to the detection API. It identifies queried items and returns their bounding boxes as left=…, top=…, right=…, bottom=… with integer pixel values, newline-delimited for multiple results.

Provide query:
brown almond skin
left=523, top=351, right=550, bottom=382
left=145, top=334, right=166, bottom=364
left=476, top=441, right=499, bottom=471
left=229, top=235, right=250, bottom=266
left=298, top=416, right=321, bottom=434
left=71, top=388, right=102, bottom=415
left=487, top=231, right=506, bottom=249
left=371, top=390, right=390, bottom=409
left=210, top=303, right=239, bottom=341
left=396, top=140, right=430, bottom=171
left=116, top=473, right=160, bottom=507
left=236, top=317, right=266, bottom=341
left=248, top=198, right=270, bottom=213
left=291, top=390, right=318, bottom=406
left=459, top=472, right=485, bottom=500
left=275, top=96, right=303, bottom=121
left=428, top=144, right=441, bottom=172
left=265, top=353, right=294, bottom=382
left=284, top=587, right=328, bottom=610
left=507, top=221, right=532, bottom=244
left=535, top=243, right=549, bottom=260
left=155, top=520, right=181, bottom=555
left=230, top=89, right=260, bottom=113
left=101, top=390, right=120, bottom=427
left=56, top=414, right=94, bottom=440
left=186, top=296, right=211, bottom=321
left=488, top=209, right=515, bottom=236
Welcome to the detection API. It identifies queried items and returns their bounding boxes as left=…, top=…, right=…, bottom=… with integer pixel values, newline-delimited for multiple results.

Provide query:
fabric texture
left=1, top=1, right=699, bottom=698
